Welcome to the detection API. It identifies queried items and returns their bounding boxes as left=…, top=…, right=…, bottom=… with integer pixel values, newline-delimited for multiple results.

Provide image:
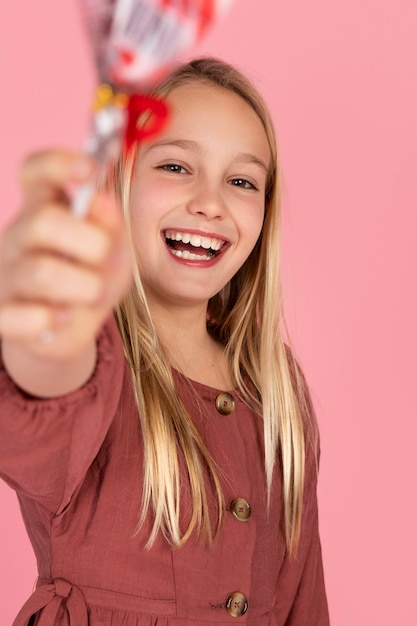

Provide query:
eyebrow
left=234, top=152, right=269, bottom=173
left=143, top=139, right=269, bottom=173
left=143, top=139, right=203, bottom=155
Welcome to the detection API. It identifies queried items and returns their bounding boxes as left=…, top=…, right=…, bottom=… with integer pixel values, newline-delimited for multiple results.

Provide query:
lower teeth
left=169, top=248, right=212, bottom=261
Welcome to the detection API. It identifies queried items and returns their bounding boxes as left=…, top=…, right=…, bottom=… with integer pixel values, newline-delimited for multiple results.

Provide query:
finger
left=20, top=150, right=97, bottom=206
left=4, top=254, right=106, bottom=306
left=88, top=191, right=124, bottom=235
left=2, top=205, right=113, bottom=268
left=0, top=303, right=68, bottom=343
left=88, top=192, right=133, bottom=275
left=22, top=181, right=71, bottom=213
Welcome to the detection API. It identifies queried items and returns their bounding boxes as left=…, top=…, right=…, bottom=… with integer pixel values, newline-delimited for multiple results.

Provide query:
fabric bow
left=13, top=578, right=88, bottom=626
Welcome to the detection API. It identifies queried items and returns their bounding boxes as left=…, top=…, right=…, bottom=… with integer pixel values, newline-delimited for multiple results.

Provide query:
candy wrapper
left=73, top=0, right=234, bottom=216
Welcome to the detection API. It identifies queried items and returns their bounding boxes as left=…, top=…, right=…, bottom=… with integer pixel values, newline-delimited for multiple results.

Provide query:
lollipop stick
left=72, top=181, right=96, bottom=218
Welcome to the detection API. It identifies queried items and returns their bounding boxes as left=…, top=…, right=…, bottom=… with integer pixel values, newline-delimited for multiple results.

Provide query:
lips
left=164, top=229, right=228, bottom=261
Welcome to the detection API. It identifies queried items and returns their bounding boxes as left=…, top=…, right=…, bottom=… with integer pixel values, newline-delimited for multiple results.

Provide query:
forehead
left=151, top=82, right=271, bottom=165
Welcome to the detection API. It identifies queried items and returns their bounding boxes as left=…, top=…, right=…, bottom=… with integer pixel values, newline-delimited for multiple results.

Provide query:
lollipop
left=73, top=0, right=235, bottom=215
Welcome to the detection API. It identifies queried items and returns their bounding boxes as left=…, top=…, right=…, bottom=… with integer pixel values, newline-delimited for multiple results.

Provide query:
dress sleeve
left=0, top=316, right=125, bottom=515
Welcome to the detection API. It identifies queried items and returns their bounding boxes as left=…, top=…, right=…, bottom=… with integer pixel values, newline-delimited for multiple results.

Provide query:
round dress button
left=230, top=497, right=251, bottom=522
left=215, top=392, right=235, bottom=415
left=226, top=591, right=248, bottom=617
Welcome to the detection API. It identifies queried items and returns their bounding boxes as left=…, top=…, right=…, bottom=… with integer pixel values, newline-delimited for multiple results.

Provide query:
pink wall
left=1, top=1, right=416, bottom=623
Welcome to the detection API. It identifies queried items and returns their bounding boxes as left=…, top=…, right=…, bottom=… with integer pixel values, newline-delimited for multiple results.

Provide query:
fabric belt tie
left=12, top=578, right=88, bottom=626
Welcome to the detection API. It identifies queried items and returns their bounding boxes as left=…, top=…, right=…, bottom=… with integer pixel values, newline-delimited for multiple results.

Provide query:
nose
left=186, top=179, right=227, bottom=220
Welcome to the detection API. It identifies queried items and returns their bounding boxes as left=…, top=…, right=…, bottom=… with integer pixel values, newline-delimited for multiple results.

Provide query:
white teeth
left=190, top=235, right=201, bottom=247
left=170, top=249, right=211, bottom=261
left=165, top=230, right=224, bottom=252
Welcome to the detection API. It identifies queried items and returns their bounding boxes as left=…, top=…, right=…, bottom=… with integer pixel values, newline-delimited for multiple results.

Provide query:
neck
left=149, top=301, right=234, bottom=390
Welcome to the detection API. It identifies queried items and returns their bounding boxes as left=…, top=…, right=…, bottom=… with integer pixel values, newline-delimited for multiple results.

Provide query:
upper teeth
left=165, top=230, right=223, bottom=251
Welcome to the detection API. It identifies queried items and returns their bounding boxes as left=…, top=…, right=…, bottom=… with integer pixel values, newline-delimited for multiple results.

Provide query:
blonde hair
left=113, top=58, right=315, bottom=555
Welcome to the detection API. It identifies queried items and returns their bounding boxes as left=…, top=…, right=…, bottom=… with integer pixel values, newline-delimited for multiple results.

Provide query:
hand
left=0, top=150, right=132, bottom=364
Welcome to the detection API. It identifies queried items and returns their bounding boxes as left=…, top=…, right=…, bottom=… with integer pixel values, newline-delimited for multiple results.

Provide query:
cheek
left=129, top=203, right=154, bottom=261
left=129, top=185, right=157, bottom=236
left=129, top=207, right=142, bottom=248
left=244, top=203, right=265, bottom=248
left=255, top=206, right=265, bottom=236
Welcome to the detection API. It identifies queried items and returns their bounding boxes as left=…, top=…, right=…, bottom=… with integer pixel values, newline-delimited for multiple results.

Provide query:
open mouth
left=164, top=230, right=227, bottom=261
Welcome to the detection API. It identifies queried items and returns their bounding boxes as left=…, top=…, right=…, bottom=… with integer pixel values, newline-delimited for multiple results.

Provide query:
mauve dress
left=0, top=317, right=329, bottom=625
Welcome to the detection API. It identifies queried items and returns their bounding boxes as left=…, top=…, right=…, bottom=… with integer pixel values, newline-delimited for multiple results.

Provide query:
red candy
left=79, top=0, right=234, bottom=89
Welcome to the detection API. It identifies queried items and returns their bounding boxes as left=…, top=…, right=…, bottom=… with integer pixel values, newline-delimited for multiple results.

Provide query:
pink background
left=1, top=0, right=416, bottom=623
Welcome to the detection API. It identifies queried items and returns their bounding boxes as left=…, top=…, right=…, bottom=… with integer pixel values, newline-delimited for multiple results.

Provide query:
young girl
left=0, top=58, right=329, bottom=625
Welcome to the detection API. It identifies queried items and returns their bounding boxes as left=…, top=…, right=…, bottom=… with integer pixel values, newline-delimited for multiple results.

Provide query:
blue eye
left=229, top=178, right=257, bottom=190
left=159, top=163, right=188, bottom=174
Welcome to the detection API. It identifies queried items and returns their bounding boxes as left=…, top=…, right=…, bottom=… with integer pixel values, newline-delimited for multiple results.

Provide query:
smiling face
left=129, top=81, right=271, bottom=312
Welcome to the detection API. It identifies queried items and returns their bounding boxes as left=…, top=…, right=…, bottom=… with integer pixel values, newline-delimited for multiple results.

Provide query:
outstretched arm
left=0, top=150, right=132, bottom=397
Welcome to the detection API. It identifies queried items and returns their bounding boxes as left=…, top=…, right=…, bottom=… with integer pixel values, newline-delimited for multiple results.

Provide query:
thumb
left=87, top=191, right=125, bottom=235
